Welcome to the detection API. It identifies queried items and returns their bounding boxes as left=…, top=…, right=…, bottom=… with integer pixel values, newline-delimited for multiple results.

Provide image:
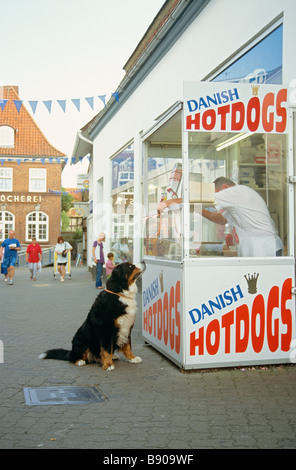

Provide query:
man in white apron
left=202, top=177, right=283, bottom=257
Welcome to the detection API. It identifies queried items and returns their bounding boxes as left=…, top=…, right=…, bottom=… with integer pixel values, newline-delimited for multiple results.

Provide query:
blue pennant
left=43, top=101, right=52, bottom=113
left=85, top=97, right=94, bottom=109
left=28, top=101, right=38, bottom=114
left=57, top=100, right=66, bottom=112
left=13, top=100, right=23, bottom=113
left=112, top=92, right=119, bottom=102
left=0, top=99, right=8, bottom=111
left=72, top=98, right=80, bottom=111
left=98, top=95, right=106, bottom=107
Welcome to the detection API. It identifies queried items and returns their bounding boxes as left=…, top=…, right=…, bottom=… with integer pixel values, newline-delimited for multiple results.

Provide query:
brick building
left=0, top=86, right=65, bottom=248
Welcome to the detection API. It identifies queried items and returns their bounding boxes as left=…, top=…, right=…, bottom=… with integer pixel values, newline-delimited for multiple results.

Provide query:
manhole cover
left=24, top=386, right=105, bottom=406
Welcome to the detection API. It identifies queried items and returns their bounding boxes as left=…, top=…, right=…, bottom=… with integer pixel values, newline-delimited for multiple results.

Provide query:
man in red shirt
left=26, top=238, right=42, bottom=281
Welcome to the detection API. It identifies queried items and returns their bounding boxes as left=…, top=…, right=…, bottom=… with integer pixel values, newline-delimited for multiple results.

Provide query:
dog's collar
left=104, top=288, right=131, bottom=300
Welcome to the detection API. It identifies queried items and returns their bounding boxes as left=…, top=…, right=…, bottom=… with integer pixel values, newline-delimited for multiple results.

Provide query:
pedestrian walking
left=0, top=230, right=21, bottom=285
left=0, top=247, right=8, bottom=282
left=55, top=236, right=73, bottom=282
left=26, top=238, right=42, bottom=281
left=92, top=232, right=105, bottom=289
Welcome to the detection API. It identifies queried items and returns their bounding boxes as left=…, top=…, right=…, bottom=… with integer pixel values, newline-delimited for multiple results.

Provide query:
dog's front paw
left=106, top=364, right=115, bottom=371
left=75, top=359, right=86, bottom=367
left=128, top=356, right=142, bottom=364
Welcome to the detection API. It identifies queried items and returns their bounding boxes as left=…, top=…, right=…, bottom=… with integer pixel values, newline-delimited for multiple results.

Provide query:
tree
left=61, top=189, right=74, bottom=231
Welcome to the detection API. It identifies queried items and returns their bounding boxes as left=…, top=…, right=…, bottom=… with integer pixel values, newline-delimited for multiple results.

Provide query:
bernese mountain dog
left=39, top=261, right=145, bottom=371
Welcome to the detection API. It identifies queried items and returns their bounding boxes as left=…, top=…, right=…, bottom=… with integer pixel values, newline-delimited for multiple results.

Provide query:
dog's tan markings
left=120, top=343, right=142, bottom=364
left=127, top=266, right=142, bottom=286
left=100, top=348, right=115, bottom=371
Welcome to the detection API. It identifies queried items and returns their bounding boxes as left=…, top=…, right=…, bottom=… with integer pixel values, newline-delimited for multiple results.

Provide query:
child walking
left=105, top=252, right=115, bottom=279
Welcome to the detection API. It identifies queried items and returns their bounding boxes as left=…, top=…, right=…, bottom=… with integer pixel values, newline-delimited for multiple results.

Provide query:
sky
left=0, top=0, right=165, bottom=186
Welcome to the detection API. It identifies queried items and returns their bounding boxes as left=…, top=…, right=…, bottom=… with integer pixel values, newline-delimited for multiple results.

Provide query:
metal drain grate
left=24, top=386, right=105, bottom=406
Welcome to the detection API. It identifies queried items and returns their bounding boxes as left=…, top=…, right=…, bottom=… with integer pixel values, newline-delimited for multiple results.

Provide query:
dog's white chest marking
left=116, top=296, right=137, bottom=347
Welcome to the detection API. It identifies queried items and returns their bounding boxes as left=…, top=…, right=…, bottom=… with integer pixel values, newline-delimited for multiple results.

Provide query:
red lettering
left=217, top=104, right=230, bottom=130
left=206, top=319, right=220, bottom=355
left=221, top=310, right=234, bottom=353
left=247, top=97, right=260, bottom=132
left=169, top=286, right=175, bottom=350
left=262, top=92, right=275, bottom=132
left=163, top=292, right=169, bottom=345
left=276, top=88, right=287, bottom=133
left=157, top=298, right=162, bottom=340
left=231, top=102, right=244, bottom=131
left=202, top=109, right=216, bottom=130
left=148, top=306, right=153, bottom=335
left=190, top=327, right=204, bottom=356
left=186, top=113, right=200, bottom=130
left=143, top=309, right=148, bottom=331
left=153, top=301, right=157, bottom=337
left=175, top=281, right=181, bottom=354
left=235, top=304, right=249, bottom=353
left=281, top=278, right=292, bottom=351
left=251, top=294, right=265, bottom=353
left=267, top=286, right=279, bottom=352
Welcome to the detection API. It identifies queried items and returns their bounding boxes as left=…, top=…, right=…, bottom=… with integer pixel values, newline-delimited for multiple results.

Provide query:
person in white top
left=202, top=177, right=283, bottom=257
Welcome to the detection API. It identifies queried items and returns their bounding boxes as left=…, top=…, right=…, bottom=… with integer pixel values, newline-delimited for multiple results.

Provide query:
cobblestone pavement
left=0, top=265, right=295, bottom=450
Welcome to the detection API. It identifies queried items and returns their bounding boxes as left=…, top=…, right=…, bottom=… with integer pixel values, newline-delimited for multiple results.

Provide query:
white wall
left=90, top=0, right=296, bottom=263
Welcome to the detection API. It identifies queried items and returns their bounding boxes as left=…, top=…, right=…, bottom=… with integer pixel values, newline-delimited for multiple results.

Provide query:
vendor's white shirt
left=215, top=185, right=283, bottom=257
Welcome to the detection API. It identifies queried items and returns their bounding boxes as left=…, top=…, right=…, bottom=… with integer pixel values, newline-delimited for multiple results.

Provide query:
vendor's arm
left=202, top=208, right=227, bottom=225
left=157, top=198, right=183, bottom=213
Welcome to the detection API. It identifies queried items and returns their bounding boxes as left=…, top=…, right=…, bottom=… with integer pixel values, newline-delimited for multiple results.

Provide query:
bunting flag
left=49, top=188, right=89, bottom=195
left=0, top=93, right=119, bottom=114
left=0, top=156, right=91, bottom=166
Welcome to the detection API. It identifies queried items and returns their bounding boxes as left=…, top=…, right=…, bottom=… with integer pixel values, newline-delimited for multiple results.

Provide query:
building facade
left=0, top=86, right=65, bottom=247
left=72, top=0, right=296, bottom=266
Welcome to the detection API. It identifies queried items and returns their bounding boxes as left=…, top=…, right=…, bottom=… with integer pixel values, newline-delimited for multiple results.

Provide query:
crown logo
left=244, top=273, right=259, bottom=294
left=251, top=84, right=260, bottom=96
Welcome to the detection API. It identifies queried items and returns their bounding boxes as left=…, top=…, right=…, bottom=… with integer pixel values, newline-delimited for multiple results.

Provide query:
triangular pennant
left=48, top=158, right=53, bottom=164
left=85, top=97, right=94, bottom=109
left=28, top=101, right=38, bottom=114
left=0, top=99, right=8, bottom=111
left=64, top=157, right=68, bottom=165
left=16, top=159, right=22, bottom=165
left=0, top=159, right=5, bottom=166
left=43, top=101, right=52, bottom=113
left=57, top=100, right=66, bottom=112
left=40, top=158, right=45, bottom=165
left=71, top=157, right=76, bottom=164
left=112, top=92, right=119, bottom=102
left=71, top=98, right=80, bottom=111
left=56, top=158, right=60, bottom=165
left=98, top=95, right=106, bottom=107
left=13, top=100, right=23, bottom=113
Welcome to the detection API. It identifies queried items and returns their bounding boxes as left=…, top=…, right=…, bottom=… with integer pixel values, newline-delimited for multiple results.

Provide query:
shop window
left=111, top=143, right=134, bottom=262
left=213, top=24, right=282, bottom=84
left=0, top=168, right=13, bottom=191
left=0, top=211, right=14, bottom=241
left=26, top=211, right=48, bottom=242
left=0, top=126, right=15, bottom=148
left=29, top=168, right=47, bottom=192
left=187, top=131, right=288, bottom=257
left=143, top=111, right=183, bottom=260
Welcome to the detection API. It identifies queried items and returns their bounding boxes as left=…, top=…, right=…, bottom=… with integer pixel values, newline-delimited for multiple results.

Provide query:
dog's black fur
left=40, top=261, right=145, bottom=371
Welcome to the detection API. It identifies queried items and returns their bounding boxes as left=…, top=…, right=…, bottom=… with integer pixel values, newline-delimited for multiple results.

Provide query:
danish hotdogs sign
left=184, top=81, right=288, bottom=134
left=184, top=262, right=295, bottom=369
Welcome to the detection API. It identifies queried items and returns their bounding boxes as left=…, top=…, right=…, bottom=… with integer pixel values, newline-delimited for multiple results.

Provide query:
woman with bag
left=55, top=236, right=73, bottom=282
left=92, top=232, right=105, bottom=289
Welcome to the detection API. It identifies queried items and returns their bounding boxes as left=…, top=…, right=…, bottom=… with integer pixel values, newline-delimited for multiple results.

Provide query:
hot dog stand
left=141, top=81, right=296, bottom=370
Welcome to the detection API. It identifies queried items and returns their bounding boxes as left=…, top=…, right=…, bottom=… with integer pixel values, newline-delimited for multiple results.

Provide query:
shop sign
left=142, top=262, right=182, bottom=364
left=184, top=263, right=295, bottom=368
left=184, top=82, right=288, bottom=134
left=0, top=194, right=42, bottom=203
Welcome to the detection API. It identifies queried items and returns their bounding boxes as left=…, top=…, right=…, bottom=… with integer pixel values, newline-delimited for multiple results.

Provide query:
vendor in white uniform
left=202, top=177, right=283, bottom=257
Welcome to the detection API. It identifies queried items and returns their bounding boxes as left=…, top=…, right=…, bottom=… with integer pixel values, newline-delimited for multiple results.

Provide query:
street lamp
left=1, top=203, right=6, bottom=212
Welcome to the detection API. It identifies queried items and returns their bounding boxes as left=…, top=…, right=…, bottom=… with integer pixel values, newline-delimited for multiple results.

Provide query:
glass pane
left=213, top=25, right=282, bottom=84
left=111, top=190, right=134, bottom=263
left=188, top=131, right=288, bottom=258
left=111, top=144, right=134, bottom=191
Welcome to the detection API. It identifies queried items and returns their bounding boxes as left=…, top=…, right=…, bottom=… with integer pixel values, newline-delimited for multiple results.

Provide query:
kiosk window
left=188, top=131, right=288, bottom=257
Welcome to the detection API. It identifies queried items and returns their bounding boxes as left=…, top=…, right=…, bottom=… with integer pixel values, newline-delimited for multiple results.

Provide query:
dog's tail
left=39, top=349, right=72, bottom=362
